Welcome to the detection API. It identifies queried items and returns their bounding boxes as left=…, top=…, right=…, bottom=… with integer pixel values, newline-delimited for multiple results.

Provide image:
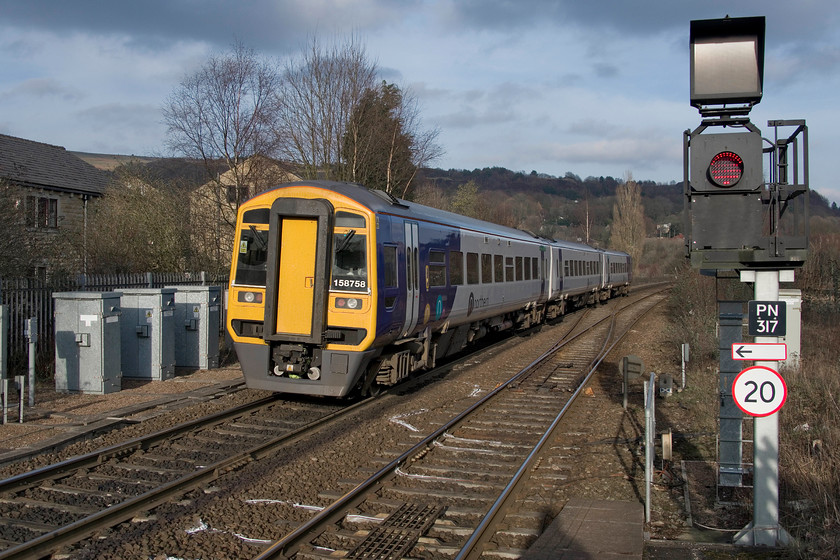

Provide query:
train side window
left=383, top=245, right=398, bottom=288
left=481, top=253, right=493, bottom=283
left=505, top=257, right=514, bottom=282
left=449, top=251, right=464, bottom=285
left=467, top=252, right=479, bottom=284
left=494, top=255, right=503, bottom=282
left=516, top=257, right=523, bottom=281
left=523, top=257, right=530, bottom=280
left=532, top=257, right=539, bottom=280
left=429, top=250, right=446, bottom=287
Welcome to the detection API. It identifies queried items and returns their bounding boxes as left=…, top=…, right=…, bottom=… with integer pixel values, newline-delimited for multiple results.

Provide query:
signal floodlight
left=690, top=16, right=765, bottom=113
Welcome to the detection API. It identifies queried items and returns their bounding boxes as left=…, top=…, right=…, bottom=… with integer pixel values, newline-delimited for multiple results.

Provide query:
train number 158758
left=332, top=278, right=367, bottom=291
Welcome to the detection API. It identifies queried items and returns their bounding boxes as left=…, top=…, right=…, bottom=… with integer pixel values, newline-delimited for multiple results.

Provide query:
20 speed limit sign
left=732, top=366, right=788, bottom=417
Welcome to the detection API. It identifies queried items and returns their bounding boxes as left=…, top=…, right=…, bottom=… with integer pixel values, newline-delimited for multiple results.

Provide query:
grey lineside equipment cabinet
left=53, top=291, right=122, bottom=394
left=119, top=288, right=176, bottom=381
left=169, top=285, right=221, bottom=369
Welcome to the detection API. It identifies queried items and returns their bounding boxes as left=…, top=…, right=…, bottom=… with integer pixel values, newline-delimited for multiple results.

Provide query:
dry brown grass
left=779, top=307, right=840, bottom=558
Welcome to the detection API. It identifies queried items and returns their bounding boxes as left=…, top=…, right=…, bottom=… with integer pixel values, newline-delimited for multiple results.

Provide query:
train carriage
left=228, top=181, right=630, bottom=398
left=602, top=249, right=632, bottom=299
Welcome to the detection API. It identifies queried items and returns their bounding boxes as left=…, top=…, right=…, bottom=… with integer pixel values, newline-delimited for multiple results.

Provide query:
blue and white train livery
left=227, top=181, right=631, bottom=397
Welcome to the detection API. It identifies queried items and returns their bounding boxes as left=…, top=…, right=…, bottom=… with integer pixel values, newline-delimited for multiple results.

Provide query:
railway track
left=0, top=308, right=572, bottom=559
left=256, top=286, right=669, bottom=559
left=0, top=396, right=357, bottom=559
left=0, top=284, right=668, bottom=559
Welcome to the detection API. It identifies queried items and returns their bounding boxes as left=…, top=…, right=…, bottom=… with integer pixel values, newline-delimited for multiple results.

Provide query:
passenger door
left=401, top=222, right=420, bottom=337
left=263, top=197, right=333, bottom=344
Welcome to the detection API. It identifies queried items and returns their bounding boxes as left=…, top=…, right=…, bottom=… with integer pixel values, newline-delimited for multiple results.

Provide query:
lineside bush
left=779, top=305, right=840, bottom=558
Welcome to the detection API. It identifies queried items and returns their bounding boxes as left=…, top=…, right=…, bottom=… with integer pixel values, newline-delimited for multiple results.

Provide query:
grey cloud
left=0, top=0, right=423, bottom=53
left=447, top=1, right=840, bottom=46
left=1, top=78, right=84, bottom=102
left=767, top=42, right=840, bottom=85
left=567, top=119, right=619, bottom=137
left=74, top=102, right=165, bottom=153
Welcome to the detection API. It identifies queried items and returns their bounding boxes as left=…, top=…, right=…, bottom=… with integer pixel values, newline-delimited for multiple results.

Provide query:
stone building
left=191, top=155, right=299, bottom=270
left=0, top=134, right=110, bottom=276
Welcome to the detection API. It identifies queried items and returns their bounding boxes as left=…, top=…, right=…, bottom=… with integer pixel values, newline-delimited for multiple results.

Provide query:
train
left=226, top=181, right=631, bottom=398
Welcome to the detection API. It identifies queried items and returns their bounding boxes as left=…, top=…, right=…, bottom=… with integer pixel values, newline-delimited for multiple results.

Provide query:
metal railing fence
left=0, top=272, right=228, bottom=377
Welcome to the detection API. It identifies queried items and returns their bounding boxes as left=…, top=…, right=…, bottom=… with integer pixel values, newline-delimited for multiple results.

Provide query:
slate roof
left=0, top=134, right=110, bottom=196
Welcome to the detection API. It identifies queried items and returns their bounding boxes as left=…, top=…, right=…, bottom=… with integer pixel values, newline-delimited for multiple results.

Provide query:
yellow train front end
left=227, top=182, right=380, bottom=397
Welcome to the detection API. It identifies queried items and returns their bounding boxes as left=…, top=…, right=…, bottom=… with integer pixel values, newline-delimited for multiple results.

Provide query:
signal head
left=690, top=131, right=762, bottom=193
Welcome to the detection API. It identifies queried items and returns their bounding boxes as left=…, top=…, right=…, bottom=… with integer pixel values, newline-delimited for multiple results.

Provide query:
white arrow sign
left=731, top=343, right=787, bottom=361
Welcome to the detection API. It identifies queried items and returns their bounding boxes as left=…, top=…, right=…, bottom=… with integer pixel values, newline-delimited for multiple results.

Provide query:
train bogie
left=227, top=181, right=631, bottom=397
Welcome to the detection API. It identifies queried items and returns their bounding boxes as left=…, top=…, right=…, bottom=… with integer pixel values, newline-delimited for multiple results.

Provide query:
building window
left=26, top=196, right=58, bottom=228
left=227, top=185, right=250, bottom=204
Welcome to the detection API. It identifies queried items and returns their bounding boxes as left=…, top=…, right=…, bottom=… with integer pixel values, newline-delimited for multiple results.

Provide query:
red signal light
left=708, top=151, right=744, bottom=187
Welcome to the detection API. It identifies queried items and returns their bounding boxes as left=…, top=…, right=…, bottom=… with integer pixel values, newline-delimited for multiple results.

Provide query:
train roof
left=265, top=181, right=548, bottom=243
left=259, top=181, right=620, bottom=254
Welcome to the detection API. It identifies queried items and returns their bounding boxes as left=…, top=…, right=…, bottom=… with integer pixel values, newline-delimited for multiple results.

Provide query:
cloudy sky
left=1, top=1, right=838, bottom=204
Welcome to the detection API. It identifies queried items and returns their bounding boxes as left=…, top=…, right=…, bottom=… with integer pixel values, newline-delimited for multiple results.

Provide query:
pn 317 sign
left=748, top=300, right=786, bottom=337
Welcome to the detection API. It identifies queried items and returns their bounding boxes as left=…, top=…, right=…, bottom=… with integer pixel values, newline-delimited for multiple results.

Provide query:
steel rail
left=455, top=289, right=668, bottom=559
left=0, top=395, right=279, bottom=495
left=253, top=291, right=667, bottom=560
left=0, top=395, right=373, bottom=560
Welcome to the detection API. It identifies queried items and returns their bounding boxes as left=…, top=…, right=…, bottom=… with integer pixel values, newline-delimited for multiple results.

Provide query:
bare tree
left=385, top=85, right=443, bottom=198
left=163, top=41, right=283, bottom=268
left=451, top=180, right=487, bottom=220
left=84, top=164, right=192, bottom=273
left=609, top=172, right=646, bottom=275
left=411, top=181, right=448, bottom=210
left=277, top=37, right=442, bottom=196
left=164, top=41, right=282, bottom=191
left=277, top=35, right=377, bottom=181
left=0, top=180, right=39, bottom=277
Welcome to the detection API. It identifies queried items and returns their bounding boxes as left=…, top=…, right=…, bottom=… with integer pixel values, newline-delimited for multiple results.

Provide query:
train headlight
left=335, top=297, right=360, bottom=309
left=238, top=291, right=263, bottom=304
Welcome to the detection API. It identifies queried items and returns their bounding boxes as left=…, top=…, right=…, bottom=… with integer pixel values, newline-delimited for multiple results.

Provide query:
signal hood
left=690, top=16, right=765, bottom=114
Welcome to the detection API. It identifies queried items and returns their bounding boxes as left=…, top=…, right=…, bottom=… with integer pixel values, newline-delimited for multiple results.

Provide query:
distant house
left=191, top=156, right=300, bottom=268
left=0, top=134, right=110, bottom=276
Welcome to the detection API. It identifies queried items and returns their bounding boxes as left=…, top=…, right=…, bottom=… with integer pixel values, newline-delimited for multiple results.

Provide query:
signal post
left=684, top=16, right=807, bottom=547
